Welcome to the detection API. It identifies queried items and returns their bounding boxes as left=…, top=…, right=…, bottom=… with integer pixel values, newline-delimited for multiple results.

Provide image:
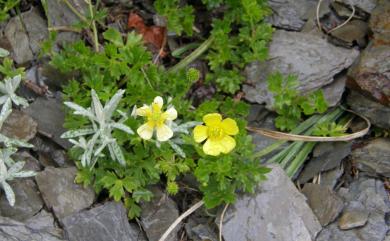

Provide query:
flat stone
left=352, top=138, right=390, bottom=177
left=0, top=110, right=37, bottom=141
left=369, top=0, right=390, bottom=44
left=25, top=209, right=63, bottom=234
left=0, top=216, right=65, bottom=241
left=347, top=91, right=390, bottom=129
left=319, top=166, right=344, bottom=190
left=62, top=202, right=145, bottom=241
left=322, top=75, right=346, bottom=107
left=222, top=165, right=321, bottom=241
left=24, top=96, right=72, bottom=149
left=35, top=167, right=95, bottom=219
left=4, top=7, right=48, bottom=64
left=12, top=151, right=42, bottom=172
left=345, top=0, right=378, bottom=13
left=243, top=30, right=359, bottom=109
left=329, top=20, right=370, bottom=48
left=302, top=183, right=344, bottom=226
left=140, top=186, right=180, bottom=241
left=31, top=136, right=72, bottom=167
left=299, top=142, right=351, bottom=183
left=266, top=0, right=317, bottom=31
left=0, top=179, right=43, bottom=221
left=338, top=209, right=369, bottom=230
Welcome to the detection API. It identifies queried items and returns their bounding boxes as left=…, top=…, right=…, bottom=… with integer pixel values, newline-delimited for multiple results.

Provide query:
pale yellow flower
left=193, top=113, right=239, bottom=156
left=136, top=96, right=177, bottom=142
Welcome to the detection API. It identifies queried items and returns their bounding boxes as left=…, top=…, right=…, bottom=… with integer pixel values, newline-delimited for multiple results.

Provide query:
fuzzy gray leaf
left=168, top=141, right=186, bottom=158
left=2, top=181, right=15, bottom=206
left=64, top=102, right=95, bottom=119
left=61, top=128, right=95, bottom=139
left=103, top=89, right=125, bottom=120
left=110, top=141, right=126, bottom=165
left=111, top=123, right=134, bottom=135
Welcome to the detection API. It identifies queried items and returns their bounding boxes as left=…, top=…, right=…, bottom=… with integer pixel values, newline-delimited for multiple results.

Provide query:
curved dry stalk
left=219, top=204, right=229, bottom=241
left=158, top=200, right=204, bottom=241
left=316, top=0, right=324, bottom=32
left=327, top=3, right=355, bottom=33
left=247, top=108, right=370, bottom=142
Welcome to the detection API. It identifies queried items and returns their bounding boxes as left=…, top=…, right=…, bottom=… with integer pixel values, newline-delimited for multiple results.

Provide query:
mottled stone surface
left=3, top=7, right=48, bottom=64
left=243, top=30, right=359, bottom=109
left=222, top=165, right=321, bottom=241
left=266, top=0, right=317, bottom=30
left=302, top=183, right=344, bottom=226
left=352, top=138, right=390, bottom=177
left=347, top=91, right=390, bottom=129
left=140, top=186, right=180, bottom=241
left=0, top=179, right=43, bottom=221
left=35, top=167, right=95, bottom=219
left=1, top=110, right=37, bottom=141
left=338, top=209, right=369, bottom=230
left=24, top=96, right=72, bottom=149
left=0, top=216, right=64, bottom=241
left=62, top=202, right=146, bottom=241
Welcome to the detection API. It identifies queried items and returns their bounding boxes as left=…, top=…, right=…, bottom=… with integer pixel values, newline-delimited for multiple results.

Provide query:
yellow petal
left=193, top=125, right=208, bottom=143
left=203, top=113, right=222, bottom=126
left=156, top=124, right=173, bottom=142
left=203, top=139, right=223, bottom=156
left=221, top=118, right=239, bottom=135
left=136, top=105, right=152, bottom=117
left=163, top=107, right=177, bottom=121
left=220, top=135, right=236, bottom=154
left=137, top=123, right=154, bottom=140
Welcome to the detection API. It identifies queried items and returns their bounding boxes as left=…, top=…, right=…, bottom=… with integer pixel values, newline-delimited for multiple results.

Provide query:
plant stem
left=286, top=142, right=316, bottom=177
left=86, top=0, right=99, bottom=52
left=63, top=0, right=88, bottom=23
left=168, top=36, right=214, bottom=73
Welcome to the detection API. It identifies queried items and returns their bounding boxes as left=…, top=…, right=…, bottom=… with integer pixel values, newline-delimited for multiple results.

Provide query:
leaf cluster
left=268, top=72, right=328, bottom=131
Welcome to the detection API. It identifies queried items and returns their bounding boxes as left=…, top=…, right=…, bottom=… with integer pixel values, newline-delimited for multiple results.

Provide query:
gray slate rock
left=243, top=30, right=359, bottom=109
left=0, top=179, right=43, bottom=221
left=35, top=167, right=95, bottom=219
left=24, top=96, right=72, bottom=149
left=299, top=142, right=352, bottom=184
left=322, top=75, right=346, bottom=107
left=0, top=216, right=64, bottom=241
left=25, top=209, right=63, bottom=234
left=317, top=178, right=389, bottom=241
left=31, top=136, right=72, bottom=167
left=319, top=166, right=344, bottom=190
left=4, top=7, right=48, bottom=64
left=266, top=0, right=317, bottom=31
left=140, top=186, right=180, bottom=241
left=338, top=209, right=369, bottom=230
left=347, top=0, right=378, bottom=13
left=347, top=91, right=390, bottom=129
left=62, top=202, right=145, bottom=241
left=1, top=110, right=37, bottom=141
left=222, top=164, right=322, bottom=241
left=302, top=183, right=344, bottom=226
left=352, top=138, right=390, bottom=177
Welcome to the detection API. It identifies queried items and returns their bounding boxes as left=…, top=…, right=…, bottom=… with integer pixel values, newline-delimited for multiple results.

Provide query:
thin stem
left=63, top=0, right=88, bottom=23
left=86, top=0, right=99, bottom=52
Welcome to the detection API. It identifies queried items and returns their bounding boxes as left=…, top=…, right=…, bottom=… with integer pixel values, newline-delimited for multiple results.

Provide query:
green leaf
left=103, top=28, right=124, bottom=47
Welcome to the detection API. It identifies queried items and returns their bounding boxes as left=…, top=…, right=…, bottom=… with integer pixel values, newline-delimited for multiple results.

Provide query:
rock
left=328, top=20, right=370, bottom=48
left=266, top=0, right=317, bottom=31
left=369, top=0, right=390, bottom=44
left=317, top=177, right=389, bottom=241
left=35, top=167, right=95, bottom=219
left=0, top=179, right=43, bottom=221
left=24, top=96, right=72, bottom=149
left=338, top=209, right=369, bottom=230
left=25, top=209, right=63, bottom=234
left=319, top=166, right=344, bottom=189
left=243, top=30, right=359, bottom=109
left=298, top=142, right=352, bottom=184
left=302, top=183, right=344, bottom=226
left=62, top=202, right=145, bottom=241
left=0, top=110, right=37, bottom=141
left=46, top=0, right=87, bottom=48
left=344, top=0, right=378, bottom=13
left=351, top=138, right=390, bottom=177
left=187, top=224, right=218, bottom=241
left=140, top=186, right=180, bottom=241
left=347, top=45, right=390, bottom=106
left=3, top=7, right=48, bottom=64
left=0, top=216, right=65, bottom=241
left=31, top=136, right=72, bottom=167
left=221, top=164, right=321, bottom=241
left=322, top=75, right=346, bottom=107
left=13, top=151, right=42, bottom=172
left=347, top=91, right=390, bottom=129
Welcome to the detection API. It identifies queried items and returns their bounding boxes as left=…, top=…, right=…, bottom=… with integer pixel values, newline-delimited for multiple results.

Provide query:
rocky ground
left=0, top=0, right=389, bottom=241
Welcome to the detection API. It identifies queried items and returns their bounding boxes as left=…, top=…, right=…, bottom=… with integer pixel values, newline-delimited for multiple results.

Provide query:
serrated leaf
left=109, top=180, right=124, bottom=202
left=103, top=28, right=124, bottom=47
left=132, top=189, right=153, bottom=202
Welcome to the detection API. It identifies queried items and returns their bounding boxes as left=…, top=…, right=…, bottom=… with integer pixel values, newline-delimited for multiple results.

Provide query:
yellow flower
left=136, top=96, right=177, bottom=142
left=193, top=113, right=239, bottom=156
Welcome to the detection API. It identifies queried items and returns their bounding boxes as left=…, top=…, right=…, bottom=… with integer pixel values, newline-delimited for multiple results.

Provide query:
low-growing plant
left=267, top=72, right=328, bottom=131
left=0, top=0, right=20, bottom=22
left=51, top=27, right=270, bottom=218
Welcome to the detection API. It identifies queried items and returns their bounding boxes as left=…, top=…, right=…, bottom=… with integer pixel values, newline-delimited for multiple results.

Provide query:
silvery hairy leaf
left=0, top=98, right=12, bottom=129
left=64, top=102, right=95, bottom=120
left=103, top=89, right=125, bottom=120
left=0, top=75, right=28, bottom=108
left=0, top=133, right=34, bottom=148
left=61, top=128, right=95, bottom=139
left=109, top=141, right=125, bottom=165
left=168, top=140, right=186, bottom=158
left=0, top=47, right=9, bottom=57
left=2, top=181, right=15, bottom=206
left=91, top=89, right=105, bottom=123
left=111, top=123, right=134, bottom=135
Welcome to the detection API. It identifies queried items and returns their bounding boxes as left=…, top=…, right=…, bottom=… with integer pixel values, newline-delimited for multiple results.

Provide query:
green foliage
left=312, top=122, right=347, bottom=137
left=154, top=0, right=194, bottom=36
left=0, top=0, right=20, bottom=22
left=50, top=27, right=270, bottom=218
left=268, top=72, right=328, bottom=131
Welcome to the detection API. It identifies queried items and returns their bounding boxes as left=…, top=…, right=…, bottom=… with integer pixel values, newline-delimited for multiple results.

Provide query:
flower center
left=148, top=110, right=165, bottom=126
left=208, top=126, right=225, bottom=140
